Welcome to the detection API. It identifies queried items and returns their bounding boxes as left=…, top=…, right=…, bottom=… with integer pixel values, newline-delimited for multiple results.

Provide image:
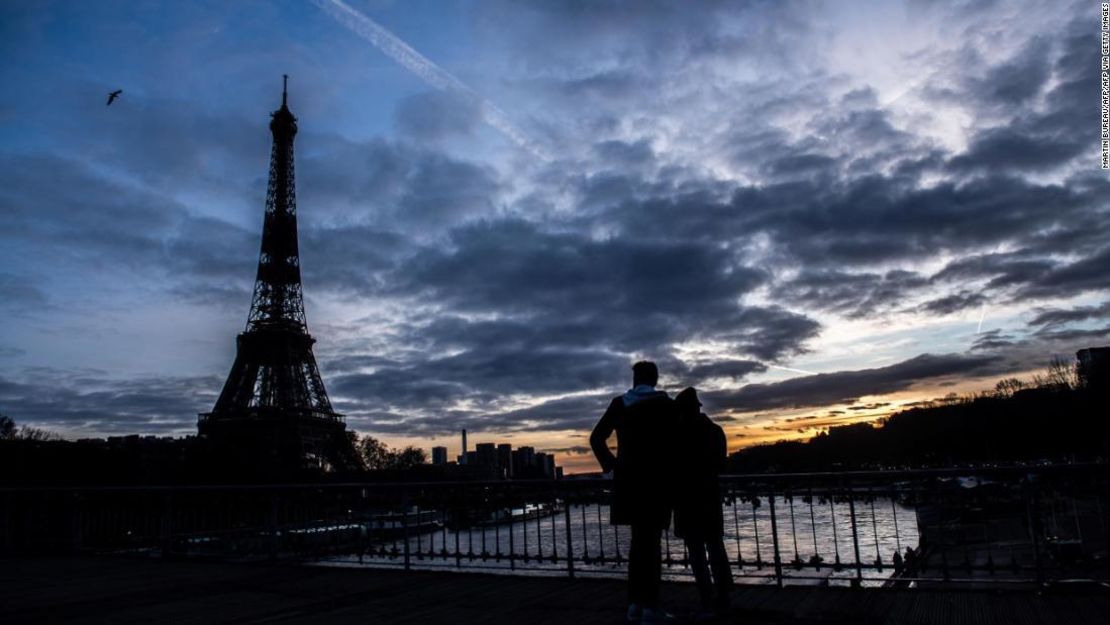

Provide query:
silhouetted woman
left=673, top=387, right=732, bottom=615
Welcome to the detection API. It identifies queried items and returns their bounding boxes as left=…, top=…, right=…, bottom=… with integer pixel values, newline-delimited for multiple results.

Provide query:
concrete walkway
left=4, top=556, right=1109, bottom=624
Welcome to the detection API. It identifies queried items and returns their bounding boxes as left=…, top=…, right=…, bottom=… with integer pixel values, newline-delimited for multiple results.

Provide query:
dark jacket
left=590, top=388, right=676, bottom=529
left=673, top=411, right=727, bottom=539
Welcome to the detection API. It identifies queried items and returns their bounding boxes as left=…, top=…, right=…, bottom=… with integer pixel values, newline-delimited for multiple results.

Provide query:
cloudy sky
left=1, top=0, right=1107, bottom=472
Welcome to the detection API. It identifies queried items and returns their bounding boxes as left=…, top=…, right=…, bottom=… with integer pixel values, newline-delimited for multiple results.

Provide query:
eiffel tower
left=199, top=76, right=360, bottom=476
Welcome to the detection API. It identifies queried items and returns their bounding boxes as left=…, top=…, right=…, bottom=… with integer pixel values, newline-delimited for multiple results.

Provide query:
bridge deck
left=4, top=556, right=1109, bottom=624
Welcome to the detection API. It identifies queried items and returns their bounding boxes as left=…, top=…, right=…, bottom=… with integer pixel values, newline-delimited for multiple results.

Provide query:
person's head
left=631, top=361, right=659, bottom=387
left=675, top=386, right=702, bottom=416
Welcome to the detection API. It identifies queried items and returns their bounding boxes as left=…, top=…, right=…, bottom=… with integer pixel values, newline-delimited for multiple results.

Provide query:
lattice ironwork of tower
left=198, top=77, right=360, bottom=476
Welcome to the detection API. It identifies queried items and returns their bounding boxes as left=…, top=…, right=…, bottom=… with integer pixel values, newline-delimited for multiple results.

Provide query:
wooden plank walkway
left=3, top=556, right=1109, bottom=624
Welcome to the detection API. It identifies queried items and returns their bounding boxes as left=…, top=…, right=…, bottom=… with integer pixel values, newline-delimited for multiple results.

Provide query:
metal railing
left=3, top=465, right=1108, bottom=587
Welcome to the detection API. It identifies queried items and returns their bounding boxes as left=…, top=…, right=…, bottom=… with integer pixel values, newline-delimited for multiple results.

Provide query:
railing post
left=563, top=488, right=575, bottom=578
left=160, top=492, right=173, bottom=558
left=455, top=487, right=463, bottom=569
left=767, top=485, right=783, bottom=587
left=402, top=487, right=411, bottom=571
left=847, top=480, right=863, bottom=587
left=268, top=493, right=279, bottom=560
left=508, top=489, right=516, bottom=571
left=1023, top=473, right=1044, bottom=585
left=68, top=492, right=82, bottom=553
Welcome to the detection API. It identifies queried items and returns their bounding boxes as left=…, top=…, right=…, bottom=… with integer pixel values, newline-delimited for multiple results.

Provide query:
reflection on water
left=323, top=496, right=919, bottom=586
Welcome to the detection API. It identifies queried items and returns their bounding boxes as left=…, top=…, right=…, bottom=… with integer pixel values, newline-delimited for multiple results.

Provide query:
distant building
left=536, top=452, right=555, bottom=479
left=1078, top=347, right=1110, bottom=391
left=434, top=441, right=560, bottom=479
left=497, top=443, right=513, bottom=478
left=475, top=442, right=497, bottom=468
left=512, top=446, right=535, bottom=477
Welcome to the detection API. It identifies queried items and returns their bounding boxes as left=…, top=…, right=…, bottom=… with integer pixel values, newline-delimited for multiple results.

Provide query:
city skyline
left=2, top=1, right=1109, bottom=475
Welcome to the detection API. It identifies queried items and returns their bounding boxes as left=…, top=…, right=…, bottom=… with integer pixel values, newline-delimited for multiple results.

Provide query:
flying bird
left=106, top=89, right=122, bottom=106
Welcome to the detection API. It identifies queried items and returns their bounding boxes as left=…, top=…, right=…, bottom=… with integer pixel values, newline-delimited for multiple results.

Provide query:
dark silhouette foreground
left=14, top=555, right=1110, bottom=625
left=591, top=361, right=677, bottom=621
left=673, top=387, right=732, bottom=613
left=591, top=362, right=733, bottom=621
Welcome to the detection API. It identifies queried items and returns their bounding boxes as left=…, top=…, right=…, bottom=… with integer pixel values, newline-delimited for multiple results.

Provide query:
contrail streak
left=766, top=364, right=818, bottom=376
left=311, top=0, right=549, bottom=160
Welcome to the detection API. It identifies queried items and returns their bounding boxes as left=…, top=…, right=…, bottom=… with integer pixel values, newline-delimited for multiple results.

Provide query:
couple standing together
left=591, top=361, right=733, bottom=623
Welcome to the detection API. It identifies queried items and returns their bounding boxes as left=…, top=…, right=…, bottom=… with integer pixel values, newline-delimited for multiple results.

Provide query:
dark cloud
left=341, top=391, right=614, bottom=437
left=704, top=353, right=1012, bottom=413
left=331, top=343, right=627, bottom=411
left=930, top=252, right=1056, bottom=290
left=298, top=137, right=502, bottom=231
left=947, top=128, right=1085, bottom=173
left=0, top=154, right=188, bottom=270
left=773, top=269, right=927, bottom=318
left=1029, top=300, right=1110, bottom=327
left=684, top=360, right=766, bottom=382
left=1017, top=246, right=1110, bottom=300
left=1031, top=325, right=1110, bottom=343
left=0, top=373, right=219, bottom=435
left=970, top=329, right=1016, bottom=351
left=945, top=19, right=1094, bottom=174
left=919, top=290, right=987, bottom=315
left=379, top=218, right=815, bottom=361
left=967, top=36, right=1052, bottom=107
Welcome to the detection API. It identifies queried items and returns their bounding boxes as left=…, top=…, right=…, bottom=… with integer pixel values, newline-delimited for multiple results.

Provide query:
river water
left=323, top=496, right=919, bottom=585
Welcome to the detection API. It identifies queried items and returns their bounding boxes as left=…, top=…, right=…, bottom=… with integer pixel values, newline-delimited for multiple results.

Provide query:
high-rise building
left=497, top=443, right=513, bottom=478
left=512, top=446, right=535, bottom=477
left=536, top=452, right=555, bottom=479
left=431, top=446, right=448, bottom=465
left=1078, top=347, right=1110, bottom=391
left=475, top=442, right=497, bottom=468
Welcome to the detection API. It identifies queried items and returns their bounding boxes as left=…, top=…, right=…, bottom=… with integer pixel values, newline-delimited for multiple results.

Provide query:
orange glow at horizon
left=375, top=368, right=1041, bottom=475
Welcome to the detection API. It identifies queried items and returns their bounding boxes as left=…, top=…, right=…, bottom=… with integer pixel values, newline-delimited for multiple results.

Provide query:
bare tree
left=1045, top=356, right=1079, bottom=390
left=355, top=434, right=426, bottom=471
left=0, top=415, right=15, bottom=440
left=357, top=435, right=392, bottom=470
left=993, top=378, right=1026, bottom=398
left=0, top=415, right=62, bottom=441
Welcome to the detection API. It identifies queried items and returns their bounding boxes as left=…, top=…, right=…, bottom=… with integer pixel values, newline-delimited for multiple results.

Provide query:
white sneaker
left=626, top=603, right=643, bottom=622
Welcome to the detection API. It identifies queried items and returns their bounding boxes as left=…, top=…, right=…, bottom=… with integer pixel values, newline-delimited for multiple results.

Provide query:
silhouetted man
left=591, top=361, right=676, bottom=623
left=672, top=387, right=732, bottom=616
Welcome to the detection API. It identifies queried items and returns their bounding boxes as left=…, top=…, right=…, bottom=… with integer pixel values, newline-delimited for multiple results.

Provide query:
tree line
left=728, top=356, right=1107, bottom=473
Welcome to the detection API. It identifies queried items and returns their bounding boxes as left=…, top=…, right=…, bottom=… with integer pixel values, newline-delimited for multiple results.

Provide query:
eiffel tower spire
left=199, top=77, right=360, bottom=476
left=247, top=73, right=307, bottom=333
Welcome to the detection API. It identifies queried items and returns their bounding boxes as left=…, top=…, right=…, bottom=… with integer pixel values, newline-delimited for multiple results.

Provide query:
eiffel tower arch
left=199, top=77, right=361, bottom=478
